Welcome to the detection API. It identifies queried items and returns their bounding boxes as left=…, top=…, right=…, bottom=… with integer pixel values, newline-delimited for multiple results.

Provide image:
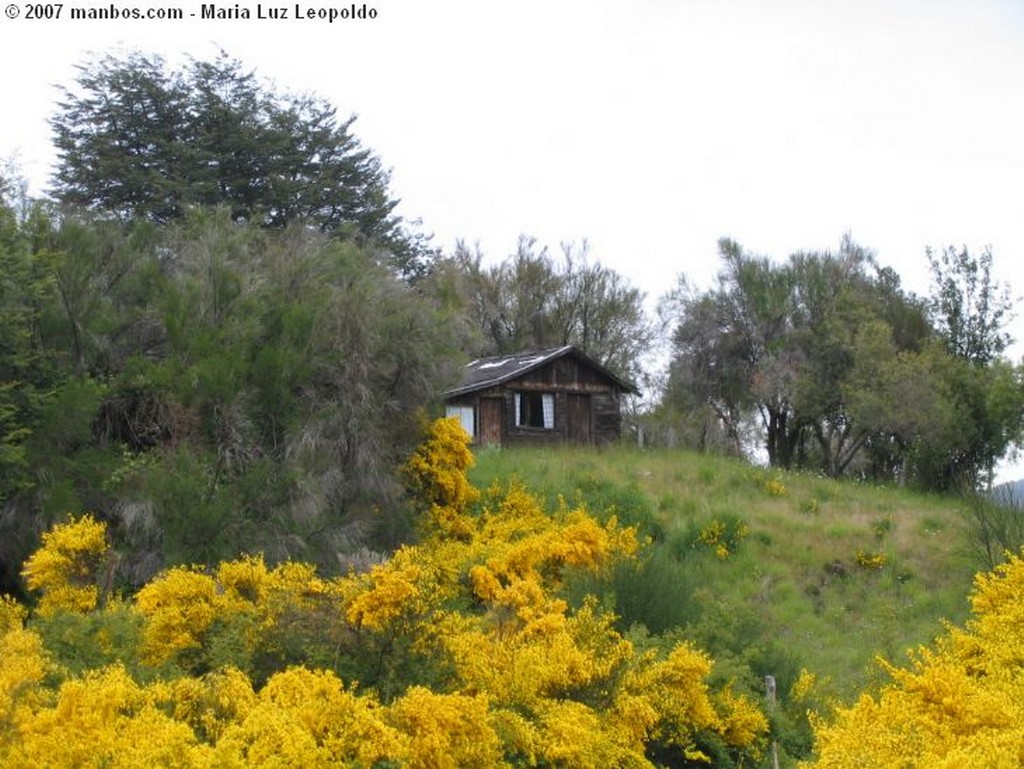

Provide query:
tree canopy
left=927, top=244, right=1014, bottom=366
left=49, top=51, right=434, bottom=279
left=660, top=236, right=1024, bottom=490
left=443, top=236, right=653, bottom=385
left=0, top=190, right=464, bottom=596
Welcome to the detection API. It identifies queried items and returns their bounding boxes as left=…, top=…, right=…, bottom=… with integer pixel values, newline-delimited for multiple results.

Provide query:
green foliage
left=661, top=235, right=1024, bottom=492
left=566, top=472, right=664, bottom=541
left=447, top=236, right=652, bottom=383
left=961, top=492, right=1024, bottom=570
left=49, top=50, right=434, bottom=279
left=0, top=195, right=57, bottom=503
left=31, top=601, right=146, bottom=679
left=0, top=205, right=464, bottom=587
left=927, top=244, right=1013, bottom=366
left=563, top=547, right=705, bottom=635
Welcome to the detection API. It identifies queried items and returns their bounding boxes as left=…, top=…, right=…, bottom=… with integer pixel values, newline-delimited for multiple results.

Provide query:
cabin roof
left=444, top=346, right=639, bottom=398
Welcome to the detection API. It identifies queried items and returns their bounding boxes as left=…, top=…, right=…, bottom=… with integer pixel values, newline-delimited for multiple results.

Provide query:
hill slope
left=469, top=444, right=980, bottom=701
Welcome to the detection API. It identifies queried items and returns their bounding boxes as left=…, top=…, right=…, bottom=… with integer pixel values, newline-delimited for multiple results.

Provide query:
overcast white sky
left=2, top=0, right=1023, bottom=477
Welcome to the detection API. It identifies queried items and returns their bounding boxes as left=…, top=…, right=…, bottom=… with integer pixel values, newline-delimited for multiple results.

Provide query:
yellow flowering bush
left=805, top=550, right=1024, bottom=767
left=698, top=516, right=750, bottom=559
left=2, top=664, right=212, bottom=767
left=344, top=546, right=429, bottom=632
left=388, top=686, right=503, bottom=768
left=0, top=618, right=52, bottom=730
left=21, top=513, right=109, bottom=616
left=214, top=666, right=406, bottom=767
left=135, top=566, right=221, bottom=666
left=854, top=549, right=888, bottom=570
left=133, top=554, right=346, bottom=674
left=0, top=418, right=770, bottom=767
left=403, top=416, right=479, bottom=538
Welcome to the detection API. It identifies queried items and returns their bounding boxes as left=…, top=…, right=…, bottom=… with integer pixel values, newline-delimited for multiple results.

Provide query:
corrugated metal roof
left=444, top=346, right=639, bottom=397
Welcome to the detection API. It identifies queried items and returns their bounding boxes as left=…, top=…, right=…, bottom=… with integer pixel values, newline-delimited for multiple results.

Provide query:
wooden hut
left=443, top=346, right=639, bottom=446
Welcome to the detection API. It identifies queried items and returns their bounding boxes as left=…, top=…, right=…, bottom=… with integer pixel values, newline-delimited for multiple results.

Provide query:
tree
left=661, top=281, right=755, bottom=456
left=662, top=236, right=939, bottom=479
left=0, top=173, right=70, bottom=598
left=110, top=212, right=464, bottom=569
left=448, top=236, right=653, bottom=384
left=927, top=245, right=1013, bottom=366
left=922, top=245, right=1023, bottom=489
left=664, top=238, right=804, bottom=468
left=49, top=51, right=434, bottom=279
left=0, top=202, right=465, bottom=587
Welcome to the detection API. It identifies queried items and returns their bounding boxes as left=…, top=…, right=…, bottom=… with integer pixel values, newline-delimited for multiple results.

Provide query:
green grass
left=469, top=444, right=979, bottom=701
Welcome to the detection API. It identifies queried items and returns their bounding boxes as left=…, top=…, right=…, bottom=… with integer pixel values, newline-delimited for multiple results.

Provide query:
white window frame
left=514, top=392, right=555, bottom=429
left=445, top=404, right=475, bottom=438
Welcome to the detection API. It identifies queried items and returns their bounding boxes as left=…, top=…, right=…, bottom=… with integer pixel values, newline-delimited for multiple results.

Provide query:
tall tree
left=666, top=238, right=804, bottom=468
left=49, top=51, right=434, bottom=279
left=662, top=237, right=938, bottom=478
left=923, top=245, right=1022, bottom=489
left=449, top=237, right=652, bottom=383
left=926, top=245, right=1013, bottom=366
left=0, top=203, right=464, bottom=587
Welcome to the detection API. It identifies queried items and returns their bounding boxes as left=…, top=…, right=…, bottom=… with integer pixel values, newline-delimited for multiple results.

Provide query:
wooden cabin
left=443, top=346, right=639, bottom=447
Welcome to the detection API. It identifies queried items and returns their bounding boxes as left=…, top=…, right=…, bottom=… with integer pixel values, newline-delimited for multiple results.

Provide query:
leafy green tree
left=664, top=238, right=803, bottom=468
left=0, top=173, right=69, bottom=597
left=662, top=237, right=940, bottom=479
left=921, top=245, right=1023, bottom=489
left=449, top=236, right=652, bottom=383
left=660, top=279, right=755, bottom=456
left=0, top=199, right=465, bottom=587
left=50, top=51, right=434, bottom=279
left=927, top=245, right=1013, bottom=366
left=0, top=173, right=37, bottom=495
left=113, top=212, right=464, bottom=571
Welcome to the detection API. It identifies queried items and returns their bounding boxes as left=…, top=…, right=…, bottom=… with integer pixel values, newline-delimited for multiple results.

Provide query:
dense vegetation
left=2, top=47, right=1024, bottom=766
left=657, top=236, right=1022, bottom=490
left=1, top=420, right=770, bottom=767
left=0, top=196, right=468, bottom=597
left=49, top=51, right=434, bottom=280
left=469, top=445, right=980, bottom=702
left=5, top=422, right=1024, bottom=767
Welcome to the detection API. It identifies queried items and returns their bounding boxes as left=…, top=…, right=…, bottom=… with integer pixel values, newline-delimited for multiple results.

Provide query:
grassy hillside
left=469, top=444, right=980, bottom=702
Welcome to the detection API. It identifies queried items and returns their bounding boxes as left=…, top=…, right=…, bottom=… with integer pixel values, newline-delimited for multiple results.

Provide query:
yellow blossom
left=21, top=514, right=109, bottom=616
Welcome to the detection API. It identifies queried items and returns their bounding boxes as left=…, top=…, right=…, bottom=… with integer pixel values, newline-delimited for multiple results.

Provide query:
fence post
left=765, top=674, right=780, bottom=769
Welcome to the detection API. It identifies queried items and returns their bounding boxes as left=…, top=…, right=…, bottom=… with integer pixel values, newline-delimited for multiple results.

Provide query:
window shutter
left=446, top=405, right=475, bottom=437
left=542, top=394, right=554, bottom=429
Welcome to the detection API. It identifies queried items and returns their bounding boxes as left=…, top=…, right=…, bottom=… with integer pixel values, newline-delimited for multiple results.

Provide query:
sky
left=2, top=0, right=1023, bottom=477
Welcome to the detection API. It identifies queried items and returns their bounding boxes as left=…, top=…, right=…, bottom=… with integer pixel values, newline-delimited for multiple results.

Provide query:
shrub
left=1, top=420, right=771, bottom=767
left=21, top=514, right=110, bottom=616
left=805, top=550, right=1024, bottom=767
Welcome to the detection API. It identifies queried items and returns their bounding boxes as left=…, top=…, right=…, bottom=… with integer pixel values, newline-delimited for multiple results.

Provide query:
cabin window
left=445, top=404, right=475, bottom=437
left=514, top=392, right=554, bottom=429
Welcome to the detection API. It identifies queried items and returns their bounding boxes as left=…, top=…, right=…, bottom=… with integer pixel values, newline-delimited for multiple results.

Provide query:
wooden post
left=765, top=674, right=780, bottom=769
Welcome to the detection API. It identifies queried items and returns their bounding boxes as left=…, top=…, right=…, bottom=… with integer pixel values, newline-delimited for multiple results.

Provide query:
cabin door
left=479, top=397, right=503, bottom=446
left=567, top=394, right=592, bottom=444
